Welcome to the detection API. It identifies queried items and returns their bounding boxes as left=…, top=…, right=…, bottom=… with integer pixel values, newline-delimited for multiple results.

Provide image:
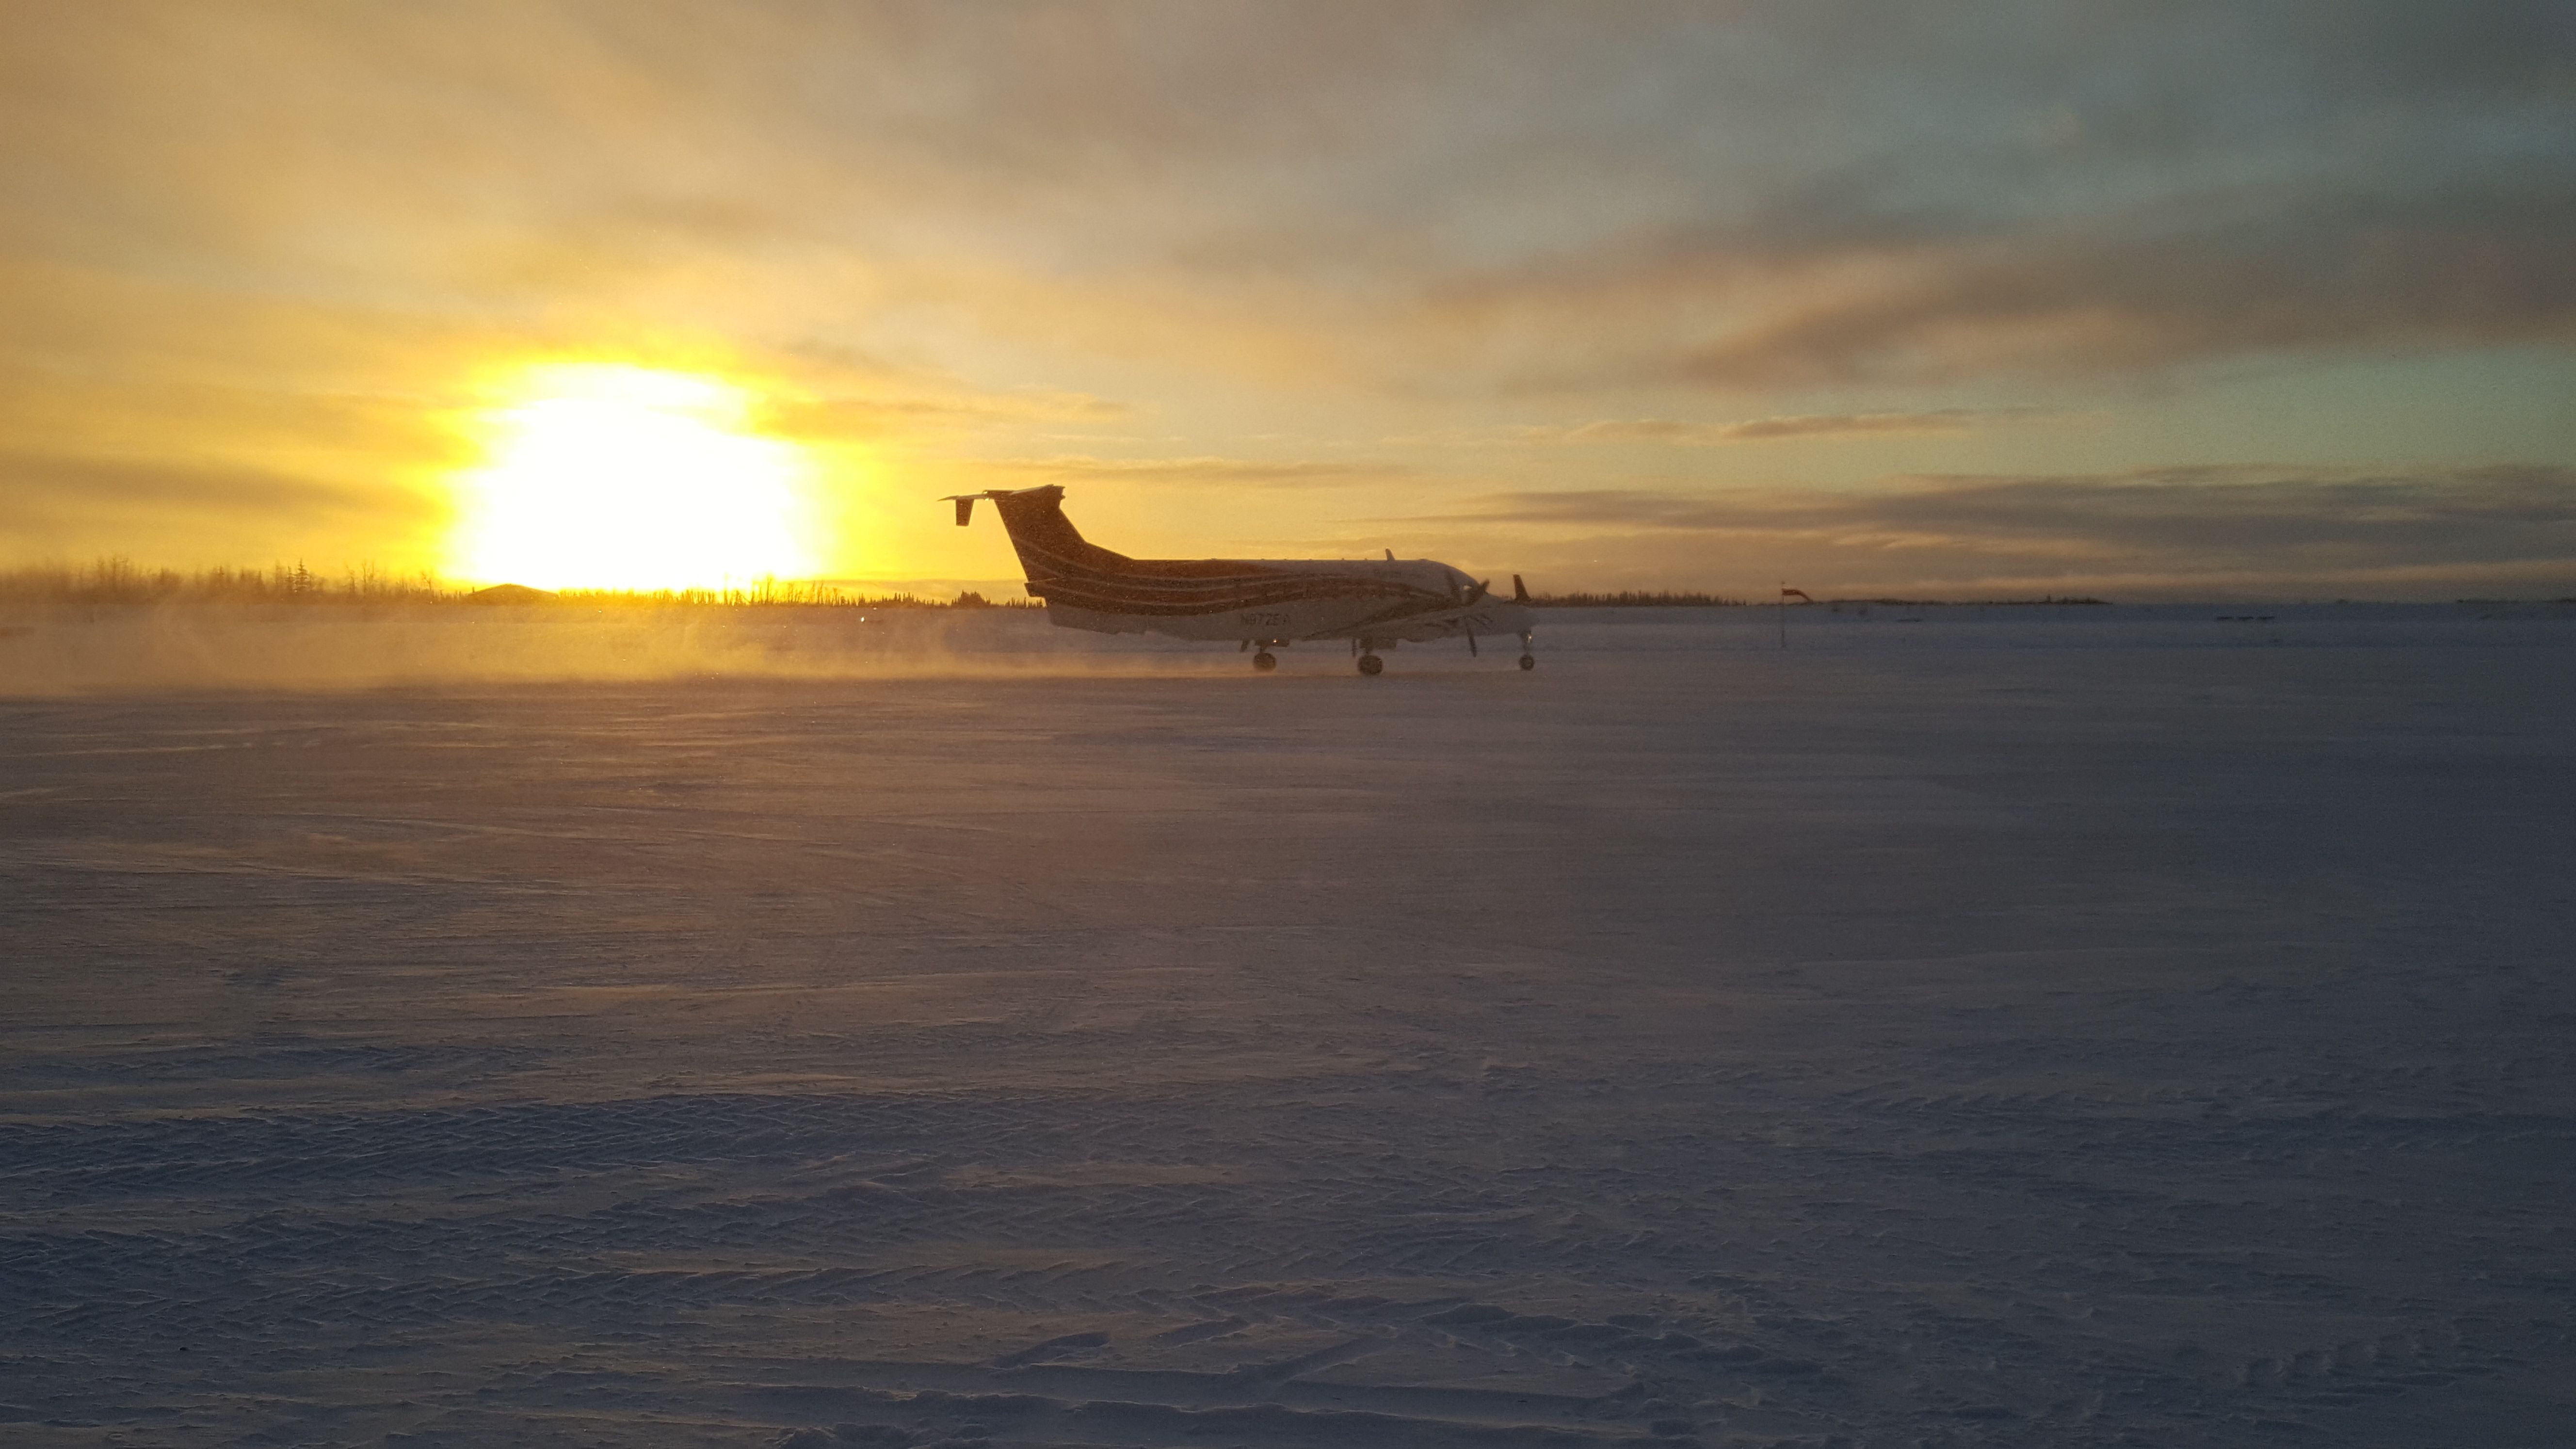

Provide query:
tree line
left=0, top=560, right=1036, bottom=609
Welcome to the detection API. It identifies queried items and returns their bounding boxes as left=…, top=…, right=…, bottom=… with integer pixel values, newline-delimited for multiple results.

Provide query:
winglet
left=1512, top=574, right=1530, bottom=603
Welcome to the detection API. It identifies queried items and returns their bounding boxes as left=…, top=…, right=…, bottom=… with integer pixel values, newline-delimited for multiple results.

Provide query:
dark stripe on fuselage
left=1034, top=574, right=1448, bottom=616
left=1038, top=584, right=1447, bottom=618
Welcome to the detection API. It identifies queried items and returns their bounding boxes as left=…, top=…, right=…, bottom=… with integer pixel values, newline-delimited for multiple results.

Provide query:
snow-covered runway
left=5, top=608, right=2573, bottom=1447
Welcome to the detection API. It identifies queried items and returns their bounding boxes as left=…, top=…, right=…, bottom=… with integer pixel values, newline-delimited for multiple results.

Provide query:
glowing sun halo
left=449, top=364, right=819, bottom=590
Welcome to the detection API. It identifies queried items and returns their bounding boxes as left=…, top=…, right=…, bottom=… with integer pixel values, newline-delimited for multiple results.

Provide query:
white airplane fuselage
left=947, top=485, right=1535, bottom=663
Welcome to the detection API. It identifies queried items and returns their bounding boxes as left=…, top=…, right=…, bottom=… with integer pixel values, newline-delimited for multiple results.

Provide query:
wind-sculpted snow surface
left=3, top=612, right=2573, bottom=1447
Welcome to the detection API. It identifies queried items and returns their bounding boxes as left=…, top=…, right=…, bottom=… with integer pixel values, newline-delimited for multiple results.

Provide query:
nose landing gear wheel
left=1518, top=653, right=1536, bottom=670
left=1357, top=654, right=1384, bottom=676
left=1252, top=650, right=1277, bottom=672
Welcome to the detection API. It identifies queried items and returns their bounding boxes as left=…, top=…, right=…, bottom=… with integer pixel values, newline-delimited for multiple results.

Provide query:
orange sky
left=2, top=3, right=2572, bottom=598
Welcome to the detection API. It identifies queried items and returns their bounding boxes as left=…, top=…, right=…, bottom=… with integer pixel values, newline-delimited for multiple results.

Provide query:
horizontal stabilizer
left=943, top=486, right=1065, bottom=530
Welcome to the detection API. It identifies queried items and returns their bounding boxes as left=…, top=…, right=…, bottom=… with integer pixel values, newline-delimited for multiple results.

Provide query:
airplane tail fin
left=941, top=485, right=1130, bottom=595
left=1512, top=574, right=1530, bottom=604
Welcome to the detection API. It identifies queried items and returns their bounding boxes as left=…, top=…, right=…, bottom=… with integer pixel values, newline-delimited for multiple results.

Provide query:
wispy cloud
left=1472, top=408, right=2048, bottom=446
left=1424, top=465, right=2576, bottom=599
left=765, top=389, right=1131, bottom=444
left=982, top=454, right=1410, bottom=488
left=0, top=450, right=440, bottom=563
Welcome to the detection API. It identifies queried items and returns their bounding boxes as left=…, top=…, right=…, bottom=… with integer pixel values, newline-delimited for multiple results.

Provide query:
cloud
left=1677, top=199, right=2576, bottom=386
left=1503, top=409, right=2044, bottom=445
left=9, top=2, right=2568, bottom=396
left=765, top=389, right=1132, bottom=444
left=1401, top=179, right=2576, bottom=394
left=0, top=450, right=438, bottom=563
left=982, top=454, right=1411, bottom=488
left=0, top=452, right=369, bottom=519
left=1428, top=465, right=2576, bottom=598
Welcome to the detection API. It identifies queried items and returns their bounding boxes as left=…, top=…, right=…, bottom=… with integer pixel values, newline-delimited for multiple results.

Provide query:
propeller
left=1464, top=577, right=1490, bottom=605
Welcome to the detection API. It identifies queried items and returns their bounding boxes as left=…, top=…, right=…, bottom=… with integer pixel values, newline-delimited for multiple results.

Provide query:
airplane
left=944, top=484, right=1536, bottom=675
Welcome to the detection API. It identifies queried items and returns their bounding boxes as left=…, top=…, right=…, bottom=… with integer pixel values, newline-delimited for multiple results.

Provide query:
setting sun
left=447, top=364, right=819, bottom=590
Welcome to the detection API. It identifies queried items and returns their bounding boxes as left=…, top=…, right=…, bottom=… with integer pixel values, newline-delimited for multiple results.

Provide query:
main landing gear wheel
left=1356, top=654, right=1384, bottom=676
left=1518, top=653, right=1536, bottom=671
left=1252, top=650, right=1277, bottom=672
